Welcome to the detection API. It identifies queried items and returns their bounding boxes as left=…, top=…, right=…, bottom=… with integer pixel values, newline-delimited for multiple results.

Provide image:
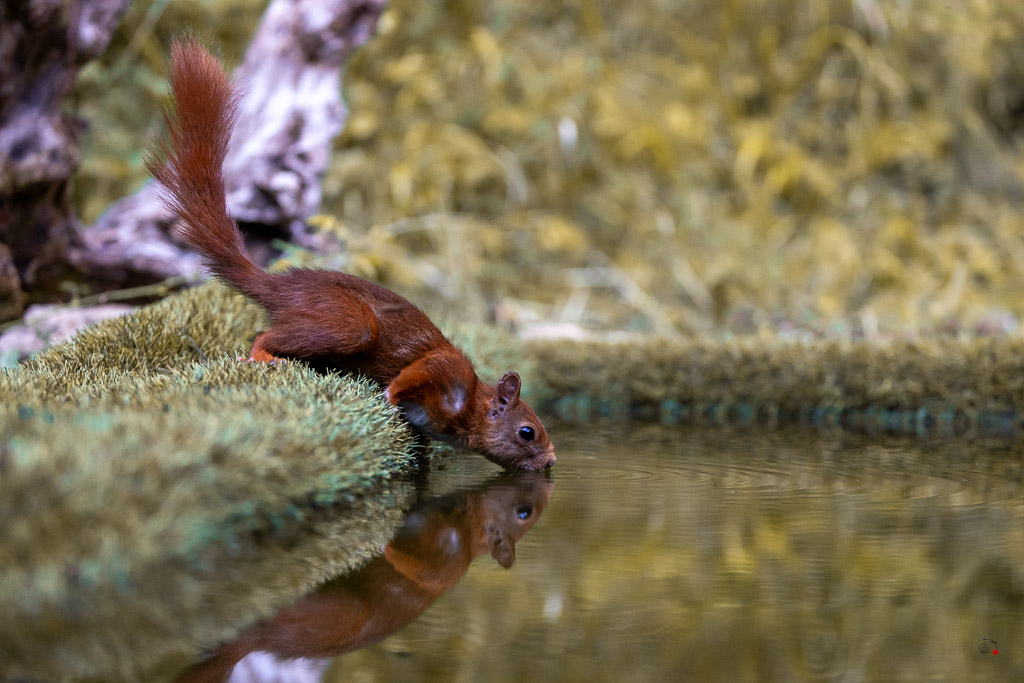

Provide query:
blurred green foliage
left=74, top=0, right=1024, bottom=335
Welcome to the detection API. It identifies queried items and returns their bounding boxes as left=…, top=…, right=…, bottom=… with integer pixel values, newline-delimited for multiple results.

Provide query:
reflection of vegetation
left=75, top=0, right=1024, bottom=335
left=179, top=471, right=552, bottom=680
left=332, top=427, right=1024, bottom=682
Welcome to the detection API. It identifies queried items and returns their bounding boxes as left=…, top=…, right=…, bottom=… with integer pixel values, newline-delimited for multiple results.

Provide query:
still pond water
left=185, top=425, right=1024, bottom=682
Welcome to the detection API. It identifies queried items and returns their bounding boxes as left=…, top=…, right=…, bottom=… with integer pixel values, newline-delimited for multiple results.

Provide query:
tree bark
left=69, top=0, right=387, bottom=286
left=0, top=0, right=131, bottom=319
left=226, top=0, right=386, bottom=248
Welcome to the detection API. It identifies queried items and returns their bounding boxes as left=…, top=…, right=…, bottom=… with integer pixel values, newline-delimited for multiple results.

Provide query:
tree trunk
left=0, top=0, right=131, bottom=320
left=226, top=0, right=386, bottom=249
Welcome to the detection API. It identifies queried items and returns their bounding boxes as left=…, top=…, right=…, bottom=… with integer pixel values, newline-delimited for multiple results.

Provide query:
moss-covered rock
left=527, top=334, right=1024, bottom=436
left=0, top=283, right=422, bottom=679
left=0, top=278, right=549, bottom=680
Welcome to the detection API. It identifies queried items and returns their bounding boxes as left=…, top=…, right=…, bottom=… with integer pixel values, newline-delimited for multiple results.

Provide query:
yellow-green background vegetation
left=75, top=0, right=1024, bottom=337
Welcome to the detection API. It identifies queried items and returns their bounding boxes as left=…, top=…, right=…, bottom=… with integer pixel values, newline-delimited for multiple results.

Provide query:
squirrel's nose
left=544, top=447, right=556, bottom=468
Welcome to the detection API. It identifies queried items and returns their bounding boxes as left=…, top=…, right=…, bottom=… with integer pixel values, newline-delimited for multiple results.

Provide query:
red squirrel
left=147, top=39, right=555, bottom=470
left=175, top=474, right=553, bottom=682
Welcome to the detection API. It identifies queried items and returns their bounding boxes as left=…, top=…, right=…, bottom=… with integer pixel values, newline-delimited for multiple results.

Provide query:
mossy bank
left=0, top=283, right=531, bottom=680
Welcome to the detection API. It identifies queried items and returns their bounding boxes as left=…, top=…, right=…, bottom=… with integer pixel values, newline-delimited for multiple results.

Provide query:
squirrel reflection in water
left=177, top=472, right=554, bottom=682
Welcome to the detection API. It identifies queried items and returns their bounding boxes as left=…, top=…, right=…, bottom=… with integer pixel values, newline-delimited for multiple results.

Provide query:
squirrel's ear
left=498, top=371, right=521, bottom=404
left=489, top=371, right=521, bottom=417
left=488, top=527, right=516, bottom=568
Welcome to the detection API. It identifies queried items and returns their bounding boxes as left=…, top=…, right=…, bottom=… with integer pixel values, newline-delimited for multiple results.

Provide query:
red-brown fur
left=147, top=39, right=555, bottom=470
left=176, top=474, right=553, bottom=682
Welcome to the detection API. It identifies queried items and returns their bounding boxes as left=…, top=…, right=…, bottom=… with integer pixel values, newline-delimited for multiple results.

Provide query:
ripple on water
left=304, top=425, right=1024, bottom=683
left=552, top=426, right=1024, bottom=505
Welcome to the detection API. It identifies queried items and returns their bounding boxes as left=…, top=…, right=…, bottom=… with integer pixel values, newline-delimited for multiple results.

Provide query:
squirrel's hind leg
left=245, top=296, right=381, bottom=363
left=244, top=333, right=288, bottom=364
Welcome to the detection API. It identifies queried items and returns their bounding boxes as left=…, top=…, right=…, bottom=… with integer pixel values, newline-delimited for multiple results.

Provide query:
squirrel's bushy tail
left=147, top=38, right=265, bottom=299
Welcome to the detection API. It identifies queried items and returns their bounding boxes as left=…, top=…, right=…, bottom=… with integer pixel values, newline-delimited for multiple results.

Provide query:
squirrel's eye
left=515, top=505, right=533, bottom=520
left=518, top=426, right=535, bottom=441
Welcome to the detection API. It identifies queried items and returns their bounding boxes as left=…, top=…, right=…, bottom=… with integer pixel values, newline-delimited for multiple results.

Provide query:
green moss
left=526, top=335, right=1024, bottom=436
left=0, top=278, right=560, bottom=679
left=10, top=282, right=264, bottom=386
left=0, top=283, right=424, bottom=679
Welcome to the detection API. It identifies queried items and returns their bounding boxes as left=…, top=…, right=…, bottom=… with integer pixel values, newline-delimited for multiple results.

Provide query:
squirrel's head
left=479, top=371, right=556, bottom=471
left=472, top=471, right=555, bottom=566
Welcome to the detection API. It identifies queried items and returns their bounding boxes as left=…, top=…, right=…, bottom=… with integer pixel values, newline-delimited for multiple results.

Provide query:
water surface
left=197, top=425, right=1024, bottom=682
